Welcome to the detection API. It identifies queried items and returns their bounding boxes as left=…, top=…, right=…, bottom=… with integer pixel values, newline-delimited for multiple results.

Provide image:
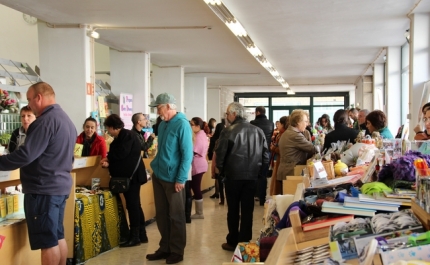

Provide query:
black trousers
left=224, top=179, right=257, bottom=246
left=123, top=178, right=145, bottom=228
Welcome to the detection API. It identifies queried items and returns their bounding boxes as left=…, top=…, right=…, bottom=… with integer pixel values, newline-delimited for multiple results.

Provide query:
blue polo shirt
left=0, top=104, right=77, bottom=195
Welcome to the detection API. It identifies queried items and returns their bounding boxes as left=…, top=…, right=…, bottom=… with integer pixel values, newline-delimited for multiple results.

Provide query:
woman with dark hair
left=76, top=116, right=107, bottom=158
left=366, top=110, right=393, bottom=139
left=100, top=114, right=148, bottom=247
left=190, top=117, right=208, bottom=219
left=317, top=114, right=334, bottom=133
left=323, top=109, right=359, bottom=151
left=208, top=120, right=226, bottom=199
left=208, top=118, right=217, bottom=137
left=269, top=115, right=289, bottom=195
left=415, top=102, right=430, bottom=140
left=152, top=116, right=163, bottom=136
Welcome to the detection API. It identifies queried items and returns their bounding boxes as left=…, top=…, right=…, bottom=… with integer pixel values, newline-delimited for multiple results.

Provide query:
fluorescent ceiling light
left=225, top=20, right=247, bottom=37
left=247, top=45, right=262, bottom=57
left=260, top=60, right=272, bottom=68
left=203, top=0, right=290, bottom=91
left=287, top=90, right=295, bottom=95
left=204, top=0, right=222, bottom=5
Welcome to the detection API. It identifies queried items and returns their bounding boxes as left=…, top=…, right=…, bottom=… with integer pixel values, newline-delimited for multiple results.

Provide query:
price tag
left=0, top=171, right=11, bottom=182
left=73, top=158, right=88, bottom=169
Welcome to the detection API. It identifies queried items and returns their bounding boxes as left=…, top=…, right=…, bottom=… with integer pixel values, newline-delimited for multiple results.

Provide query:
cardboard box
left=282, top=176, right=309, bottom=195
left=329, top=225, right=423, bottom=261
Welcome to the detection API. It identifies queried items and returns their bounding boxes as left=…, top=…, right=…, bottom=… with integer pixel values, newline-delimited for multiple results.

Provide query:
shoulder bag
left=109, top=156, right=141, bottom=193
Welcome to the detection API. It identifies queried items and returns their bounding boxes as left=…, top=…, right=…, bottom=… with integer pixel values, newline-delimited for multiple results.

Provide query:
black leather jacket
left=250, top=114, right=274, bottom=143
left=215, top=117, right=269, bottom=180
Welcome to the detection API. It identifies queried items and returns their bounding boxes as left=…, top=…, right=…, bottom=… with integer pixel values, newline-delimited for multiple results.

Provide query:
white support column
left=151, top=66, right=184, bottom=112
left=386, top=46, right=401, bottom=135
left=38, top=23, right=92, bottom=130
left=409, top=13, right=430, bottom=139
left=110, top=50, right=150, bottom=114
left=184, top=76, right=207, bottom=120
left=207, top=88, right=221, bottom=122
left=373, top=64, right=385, bottom=112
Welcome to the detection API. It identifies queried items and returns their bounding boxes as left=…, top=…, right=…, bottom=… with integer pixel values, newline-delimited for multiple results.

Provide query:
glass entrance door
left=270, top=107, right=310, bottom=123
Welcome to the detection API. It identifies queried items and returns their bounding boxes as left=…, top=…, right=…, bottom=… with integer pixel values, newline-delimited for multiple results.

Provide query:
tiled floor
left=85, top=190, right=266, bottom=265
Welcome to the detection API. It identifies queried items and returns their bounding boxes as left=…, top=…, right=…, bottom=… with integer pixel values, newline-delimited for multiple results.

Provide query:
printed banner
left=119, top=93, right=133, bottom=129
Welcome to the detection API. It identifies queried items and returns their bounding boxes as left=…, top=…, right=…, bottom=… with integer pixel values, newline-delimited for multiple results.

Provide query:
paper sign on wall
left=98, top=96, right=106, bottom=118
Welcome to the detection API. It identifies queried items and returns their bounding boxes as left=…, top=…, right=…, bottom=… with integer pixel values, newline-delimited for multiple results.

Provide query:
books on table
left=382, top=190, right=415, bottom=199
left=358, top=194, right=405, bottom=205
left=322, top=202, right=376, bottom=217
left=301, top=214, right=354, bottom=232
left=344, top=197, right=399, bottom=212
left=372, top=193, right=411, bottom=206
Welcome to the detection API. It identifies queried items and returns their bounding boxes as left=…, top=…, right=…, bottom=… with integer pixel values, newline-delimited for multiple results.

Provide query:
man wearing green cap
left=146, top=93, right=193, bottom=264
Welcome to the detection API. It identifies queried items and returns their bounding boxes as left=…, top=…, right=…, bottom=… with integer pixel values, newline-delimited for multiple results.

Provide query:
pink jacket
left=192, top=130, right=209, bottom=175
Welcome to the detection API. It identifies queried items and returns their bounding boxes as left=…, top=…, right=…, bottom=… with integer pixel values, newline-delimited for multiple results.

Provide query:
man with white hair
left=215, top=102, right=269, bottom=251
left=146, top=93, right=193, bottom=264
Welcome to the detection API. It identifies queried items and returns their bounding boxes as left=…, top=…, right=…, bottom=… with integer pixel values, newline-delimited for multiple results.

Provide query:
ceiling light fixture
left=202, top=0, right=294, bottom=93
left=287, top=90, right=295, bottom=95
left=405, top=29, right=410, bottom=43
left=225, top=20, right=247, bottom=37
left=88, top=30, right=100, bottom=39
left=247, top=45, right=262, bottom=57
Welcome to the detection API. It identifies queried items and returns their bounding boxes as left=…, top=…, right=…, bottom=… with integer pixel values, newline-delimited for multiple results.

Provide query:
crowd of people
left=5, top=82, right=425, bottom=264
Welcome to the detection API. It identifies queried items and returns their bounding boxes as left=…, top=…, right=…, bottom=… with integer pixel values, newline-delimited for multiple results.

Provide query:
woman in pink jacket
left=190, top=117, right=209, bottom=219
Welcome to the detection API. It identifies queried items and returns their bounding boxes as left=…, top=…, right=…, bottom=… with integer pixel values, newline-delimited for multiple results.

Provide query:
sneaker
left=221, top=243, right=236, bottom=251
left=146, top=249, right=170, bottom=260
left=166, top=252, right=184, bottom=264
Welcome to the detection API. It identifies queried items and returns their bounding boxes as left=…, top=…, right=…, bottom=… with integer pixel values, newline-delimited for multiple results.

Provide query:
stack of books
left=301, top=214, right=354, bottom=231
left=322, top=193, right=402, bottom=217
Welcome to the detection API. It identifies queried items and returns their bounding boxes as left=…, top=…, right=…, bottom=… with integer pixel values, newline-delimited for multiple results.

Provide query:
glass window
left=314, top=97, right=344, bottom=106
left=312, top=106, right=342, bottom=128
left=401, top=42, right=409, bottom=124
left=238, top=97, right=268, bottom=106
left=272, top=97, right=310, bottom=106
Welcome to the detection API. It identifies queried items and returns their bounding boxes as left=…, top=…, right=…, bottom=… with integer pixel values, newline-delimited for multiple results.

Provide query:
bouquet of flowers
left=0, top=89, right=18, bottom=112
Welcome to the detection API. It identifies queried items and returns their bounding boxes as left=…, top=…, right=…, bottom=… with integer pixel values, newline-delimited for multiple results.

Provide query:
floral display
left=0, top=89, right=17, bottom=112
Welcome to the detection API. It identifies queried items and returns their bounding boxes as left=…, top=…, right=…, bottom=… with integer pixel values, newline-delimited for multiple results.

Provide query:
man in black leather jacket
left=250, top=106, right=274, bottom=206
left=215, top=102, right=269, bottom=252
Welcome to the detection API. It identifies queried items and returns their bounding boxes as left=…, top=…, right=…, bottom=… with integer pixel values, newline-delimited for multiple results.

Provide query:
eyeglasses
left=190, top=123, right=196, bottom=126
left=423, top=118, right=430, bottom=124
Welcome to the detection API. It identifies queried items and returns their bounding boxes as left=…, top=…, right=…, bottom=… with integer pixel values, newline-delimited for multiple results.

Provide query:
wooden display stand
left=201, top=161, right=214, bottom=191
left=65, top=156, right=156, bottom=260
left=0, top=169, right=42, bottom=265
left=411, top=199, right=430, bottom=230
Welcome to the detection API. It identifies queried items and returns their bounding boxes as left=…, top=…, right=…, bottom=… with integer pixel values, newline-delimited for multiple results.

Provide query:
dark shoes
left=209, top=193, right=219, bottom=199
left=166, top=253, right=184, bottom=264
left=146, top=250, right=170, bottom=260
left=221, top=243, right=236, bottom=251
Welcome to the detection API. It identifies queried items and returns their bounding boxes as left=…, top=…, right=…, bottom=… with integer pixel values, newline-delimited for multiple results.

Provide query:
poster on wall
left=98, top=96, right=106, bottom=118
left=120, top=93, right=133, bottom=129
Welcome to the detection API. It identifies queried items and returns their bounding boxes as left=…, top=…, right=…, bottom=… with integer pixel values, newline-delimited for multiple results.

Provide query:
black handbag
left=109, top=156, right=141, bottom=193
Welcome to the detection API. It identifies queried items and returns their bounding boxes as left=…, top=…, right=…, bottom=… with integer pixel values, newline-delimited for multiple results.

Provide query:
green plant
left=0, top=133, right=11, bottom=145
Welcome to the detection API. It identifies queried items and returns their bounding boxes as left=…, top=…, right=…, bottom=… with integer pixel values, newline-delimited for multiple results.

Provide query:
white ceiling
left=0, top=0, right=426, bottom=92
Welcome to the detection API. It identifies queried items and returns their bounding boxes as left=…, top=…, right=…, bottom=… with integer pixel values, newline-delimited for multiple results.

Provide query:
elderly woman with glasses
left=277, top=109, right=317, bottom=193
left=365, top=110, right=393, bottom=139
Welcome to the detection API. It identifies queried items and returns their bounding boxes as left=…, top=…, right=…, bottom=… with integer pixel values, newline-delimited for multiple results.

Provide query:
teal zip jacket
left=150, top=112, right=193, bottom=184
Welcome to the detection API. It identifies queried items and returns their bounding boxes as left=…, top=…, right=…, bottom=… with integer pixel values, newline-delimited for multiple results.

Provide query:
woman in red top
left=269, top=116, right=289, bottom=195
left=76, top=117, right=107, bottom=158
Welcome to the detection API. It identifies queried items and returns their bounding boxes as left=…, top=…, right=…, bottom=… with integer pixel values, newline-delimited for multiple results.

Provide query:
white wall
left=94, top=42, right=111, bottom=85
left=38, top=23, right=91, bottom=130
left=151, top=66, right=184, bottom=112
left=220, top=87, right=235, bottom=119
left=386, top=46, right=401, bottom=136
left=207, top=88, right=221, bottom=122
left=110, top=50, right=150, bottom=114
left=184, top=76, right=207, bottom=120
left=0, top=5, right=39, bottom=71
